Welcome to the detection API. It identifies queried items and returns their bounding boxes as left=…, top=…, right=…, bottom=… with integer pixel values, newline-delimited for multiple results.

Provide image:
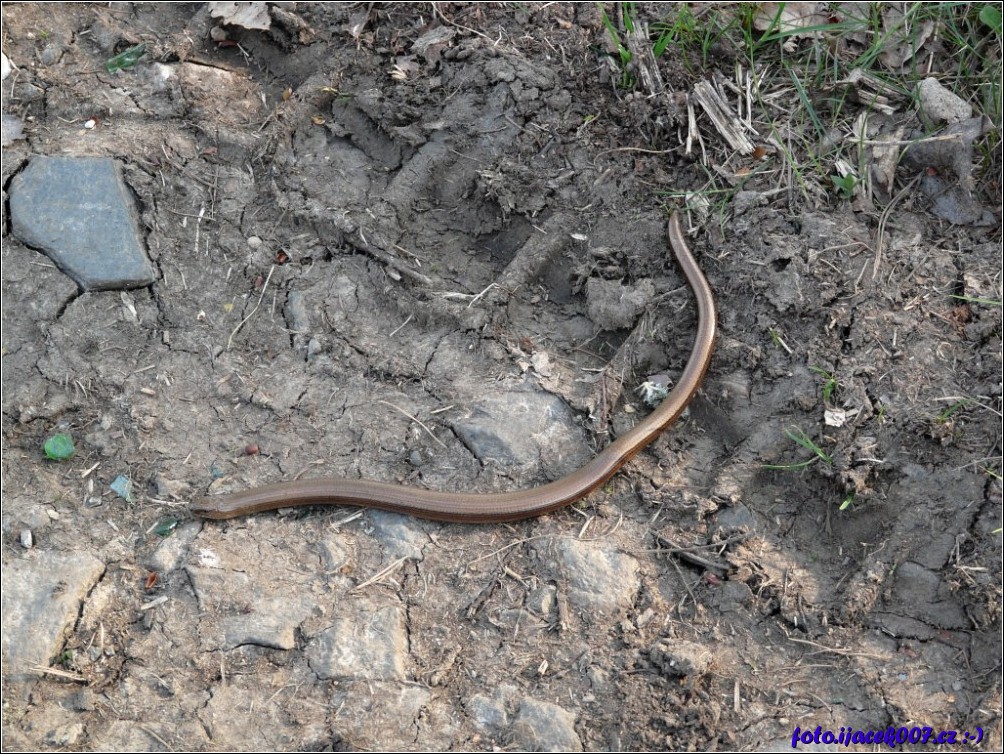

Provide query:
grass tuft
left=763, top=427, right=833, bottom=470
left=601, top=3, right=1001, bottom=210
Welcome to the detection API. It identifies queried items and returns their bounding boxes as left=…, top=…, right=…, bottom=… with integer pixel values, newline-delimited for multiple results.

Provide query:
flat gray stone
left=10, top=156, right=156, bottom=290
left=185, top=565, right=314, bottom=651
left=714, top=502, right=757, bottom=532
left=554, top=537, right=640, bottom=616
left=649, top=638, right=714, bottom=678
left=145, top=522, right=201, bottom=574
left=2, top=551, right=106, bottom=677
left=466, top=694, right=510, bottom=733
left=366, top=509, right=427, bottom=560
left=306, top=603, right=406, bottom=681
left=319, top=535, right=350, bottom=570
left=510, top=698, right=582, bottom=752
left=452, top=390, right=589, bottom=474
left=464, top=684, right=518, bottom=735
left=886, top=561, right=968, bottom=630
left=92, top=720, right=210, bottom=751
left=328, top=681, right=447, bottom=750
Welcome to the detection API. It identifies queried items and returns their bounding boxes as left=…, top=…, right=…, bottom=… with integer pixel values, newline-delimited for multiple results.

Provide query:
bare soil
left=2, top=3, right=1001, bottom=751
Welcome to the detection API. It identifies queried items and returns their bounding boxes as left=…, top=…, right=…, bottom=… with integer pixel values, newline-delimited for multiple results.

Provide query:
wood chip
left=692, top=79, right=757, bottom=155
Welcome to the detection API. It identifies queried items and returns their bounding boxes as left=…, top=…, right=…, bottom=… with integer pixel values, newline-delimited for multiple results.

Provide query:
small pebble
left=20, top=528, right=34, bottom=548
left=39, top=43, right=63, bottom=67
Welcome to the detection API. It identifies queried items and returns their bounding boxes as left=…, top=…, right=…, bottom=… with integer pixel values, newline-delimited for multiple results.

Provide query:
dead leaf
left=208, top=1, right=271, bottom=31
left=120, top=292, right=138, bottom=323
left=869, top=125, right=907, bottom=196
left=412, top=26, right=456, bottom=56
left=347, top=11, right=368, bottom=37
left=917, top=77, right=972, bottom=125
left=753, top=2, right=828, bottom=36
left=828, top=68, right=904, bottom=115
left=878, top=6, right=935, bottom=70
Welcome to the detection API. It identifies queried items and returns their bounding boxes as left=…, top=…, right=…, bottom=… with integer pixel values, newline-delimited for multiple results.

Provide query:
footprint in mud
left=219, top=63, right=694, bottom=500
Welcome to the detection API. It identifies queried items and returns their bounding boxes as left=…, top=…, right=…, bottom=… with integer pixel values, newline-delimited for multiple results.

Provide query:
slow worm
left=192, top=214, right=716, bottom=523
